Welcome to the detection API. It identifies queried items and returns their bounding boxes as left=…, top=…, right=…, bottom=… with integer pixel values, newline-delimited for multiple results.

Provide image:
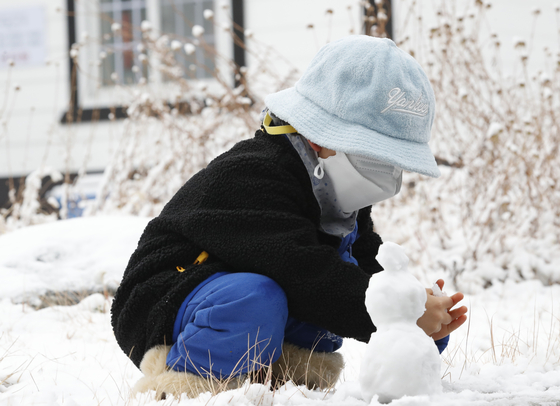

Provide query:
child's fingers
left=445, top=314, right=468, bottom=334
left=450, top=292, right=464, bottom=307
left=436, top=279, right=444, bottom=290
left=448, top=306, right=468, bottom=321
left=441, top=296, right=455, bottom=309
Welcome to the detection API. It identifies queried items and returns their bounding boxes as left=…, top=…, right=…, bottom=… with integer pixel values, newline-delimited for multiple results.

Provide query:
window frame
left=61, top=0, right=245, bottom=124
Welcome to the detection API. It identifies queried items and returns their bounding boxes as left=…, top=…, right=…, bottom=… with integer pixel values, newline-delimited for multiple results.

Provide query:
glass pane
left=203, top=47, right=215, bottom=78
left=101, top=52, right=116, bottom=86
left=202, top=0, right=214, bottom=35
left=183, top=3, right=196, bottom=34
left=141, top=7, right=147, bottom=25
left=100, top=1, right=148, bottom=87
left=122, top=10, right=133, bottom=43
left=161, top=3, right=176, bottom=35
left=100, top=11, right=114, bottom=46
left=123, top=48, right=135, bottom=84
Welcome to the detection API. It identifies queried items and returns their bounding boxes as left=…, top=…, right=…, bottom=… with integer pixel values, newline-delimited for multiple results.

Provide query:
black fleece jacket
left=111, top=130, right=384, bottom=368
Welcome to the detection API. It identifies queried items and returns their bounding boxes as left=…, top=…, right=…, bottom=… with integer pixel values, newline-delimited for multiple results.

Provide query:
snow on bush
left=373, top=0, right=560, bottom=292
left=1, top=167, right=62, bottom=230
left=83, top=17, right=298, bottom=217
left=2, top=1, right=558, bottom=292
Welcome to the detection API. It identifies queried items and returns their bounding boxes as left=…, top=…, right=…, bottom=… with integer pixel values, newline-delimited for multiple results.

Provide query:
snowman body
left=359, top=242, right=442, bottom=404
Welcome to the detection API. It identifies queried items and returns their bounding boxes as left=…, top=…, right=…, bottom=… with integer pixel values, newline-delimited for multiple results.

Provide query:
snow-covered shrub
left=374, top=0, right=560, bottom=291
left=1, top=167, right=62, bottom=231
left=4, top=1, right=558, bottom=291
left=86, top=15, right=298, bottom=217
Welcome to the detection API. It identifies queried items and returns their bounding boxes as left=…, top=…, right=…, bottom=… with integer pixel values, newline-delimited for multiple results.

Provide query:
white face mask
left=313, top=152, right=402, bottom=213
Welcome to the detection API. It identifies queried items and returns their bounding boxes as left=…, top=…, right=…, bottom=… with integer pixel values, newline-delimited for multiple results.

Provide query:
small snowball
left=184, top=43, right=196, bottom=55
left=375, top=241, right=409, bottom=272
left=171, top=40, right=182, bottom=51
left=192, top=25, right=205, bottom=37
left=203, top=9, right=214, bottom=20
left=487, top=122, right=504, bottom=138
left=141, top=20, right=152, bottom=31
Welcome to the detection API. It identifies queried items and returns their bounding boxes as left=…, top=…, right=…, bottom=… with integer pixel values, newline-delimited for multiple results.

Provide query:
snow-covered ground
left=1, top=217, right=560, bottom=405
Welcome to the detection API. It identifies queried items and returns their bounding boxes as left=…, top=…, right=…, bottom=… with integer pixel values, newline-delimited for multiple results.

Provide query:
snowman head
left=365, top=242, right=427, bottom=327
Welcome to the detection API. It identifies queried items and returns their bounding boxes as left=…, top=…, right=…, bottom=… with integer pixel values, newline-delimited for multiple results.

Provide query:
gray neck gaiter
left=265, top=109, right=357, bottom=237
left=284, top=133, right=357, bottom=238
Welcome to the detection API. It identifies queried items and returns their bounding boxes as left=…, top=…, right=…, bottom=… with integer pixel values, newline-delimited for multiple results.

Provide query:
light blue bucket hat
left=265, top=35, right=440, bottom=177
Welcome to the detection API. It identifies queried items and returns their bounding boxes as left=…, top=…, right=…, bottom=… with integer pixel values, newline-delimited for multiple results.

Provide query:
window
left=99, top=0, right=148, bottom=86
left=160, top=0, right=215, bottom=80
left=63, top=0, right=242, bottom=123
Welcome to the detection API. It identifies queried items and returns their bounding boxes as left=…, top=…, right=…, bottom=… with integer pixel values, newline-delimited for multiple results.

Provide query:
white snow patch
left=0, top=218, right=559, bottom=405
left=0, top=216, right=150, bottom=302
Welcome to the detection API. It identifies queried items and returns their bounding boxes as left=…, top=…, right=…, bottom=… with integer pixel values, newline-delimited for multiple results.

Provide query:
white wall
left=244, top=0, right=361, bottom=81
left=0, top=0, right=68, bottom=177
left=0, top=0, right=121, bottom=178
left=1, top=0, right=558, bottom=179
left=392, top=0, right=559, bottom=75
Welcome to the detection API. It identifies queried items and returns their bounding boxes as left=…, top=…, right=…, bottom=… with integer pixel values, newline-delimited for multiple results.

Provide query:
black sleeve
left=157, top=146, right=376, bottom=342
left=353, top=206, right=384, bottom=276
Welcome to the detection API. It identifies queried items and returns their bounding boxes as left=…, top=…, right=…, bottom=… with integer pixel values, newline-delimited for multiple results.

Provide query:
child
left=111, top=35, right=467, bottom=399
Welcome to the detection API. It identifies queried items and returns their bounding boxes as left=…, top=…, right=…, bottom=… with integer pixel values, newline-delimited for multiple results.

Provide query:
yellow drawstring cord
left=193, top=251, right=209, bottom=265
left=261, top=111, right=298, bottom=135
left=176, top=251, right=209, bottom=272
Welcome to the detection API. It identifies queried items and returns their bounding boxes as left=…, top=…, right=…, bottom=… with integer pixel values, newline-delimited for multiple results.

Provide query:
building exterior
left=0, top=0, right=557, bottom=209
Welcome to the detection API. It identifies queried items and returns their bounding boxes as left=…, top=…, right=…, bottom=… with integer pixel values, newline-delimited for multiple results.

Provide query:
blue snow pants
left=165, top=272, right=344, bottom=378
left=165, top=226, right=359, bottom=379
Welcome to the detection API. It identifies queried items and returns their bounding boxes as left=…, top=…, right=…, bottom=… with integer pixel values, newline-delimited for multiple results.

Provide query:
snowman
left=359, top=242, right=442, bottom=404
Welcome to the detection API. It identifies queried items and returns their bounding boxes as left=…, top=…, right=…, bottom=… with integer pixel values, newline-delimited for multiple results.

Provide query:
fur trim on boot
left=270, top=342, right=344, bottom=390
left=132, top=345, right=244, bottom=400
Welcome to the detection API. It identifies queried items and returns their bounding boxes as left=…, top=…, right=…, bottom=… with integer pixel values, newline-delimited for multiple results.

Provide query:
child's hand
left=416, top=279, right=468, bottom=340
